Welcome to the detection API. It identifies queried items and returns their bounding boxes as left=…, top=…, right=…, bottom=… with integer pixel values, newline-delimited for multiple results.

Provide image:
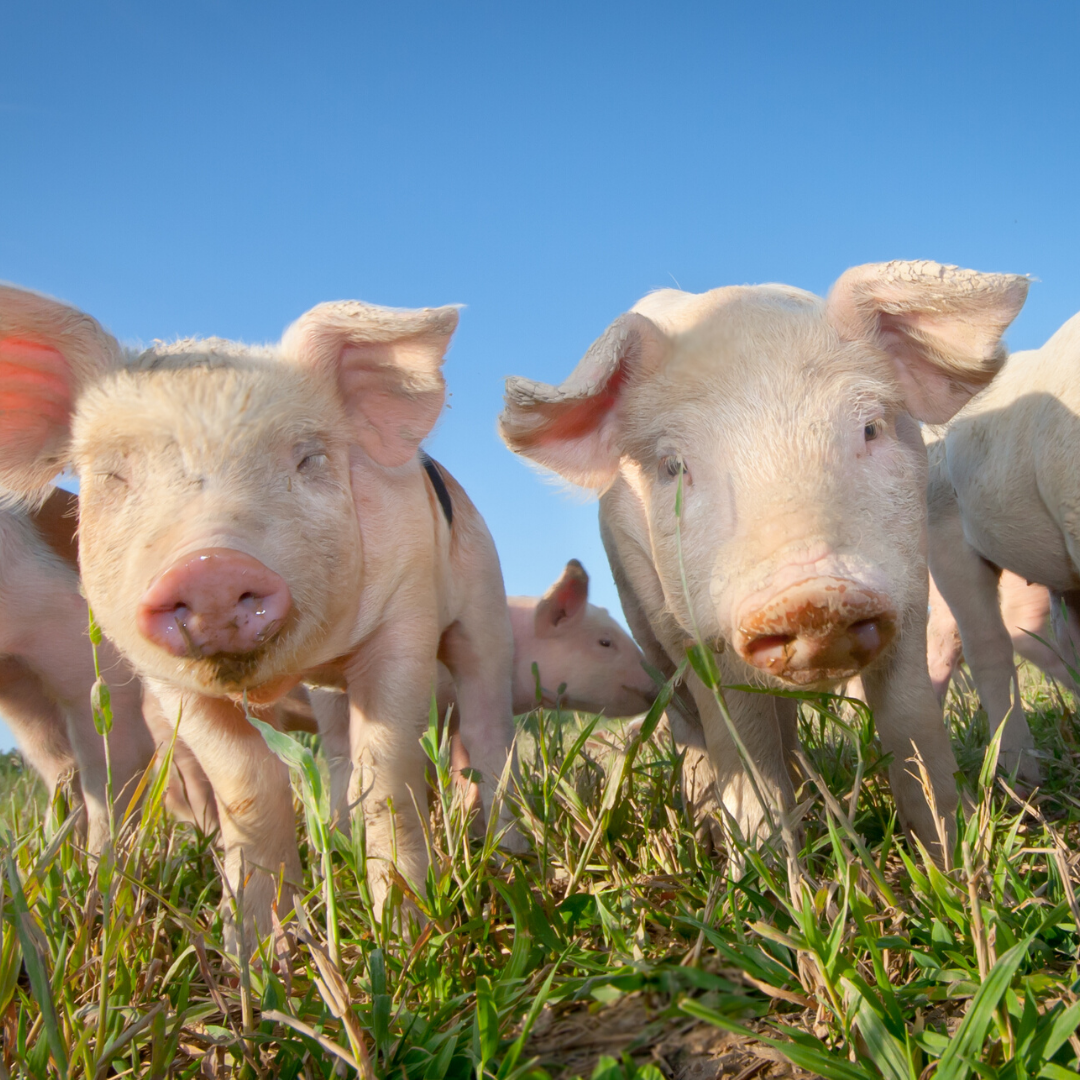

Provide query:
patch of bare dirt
left=524, top=992, right=821, bottom=1079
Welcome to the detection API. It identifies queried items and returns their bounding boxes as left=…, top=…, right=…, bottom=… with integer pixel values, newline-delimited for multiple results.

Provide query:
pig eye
left=297, top=452, right=328, bottom=473
left=864, top=420, right=882, bottom=442
left=598, top=637, right=612, bottom=648
left=659, top=456, right=690, bottom=483
left=95, top=470, right=129, bottom=487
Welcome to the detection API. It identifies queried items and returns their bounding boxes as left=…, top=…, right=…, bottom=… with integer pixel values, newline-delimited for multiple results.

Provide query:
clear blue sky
left=2, top=3, right=1079, bottom=751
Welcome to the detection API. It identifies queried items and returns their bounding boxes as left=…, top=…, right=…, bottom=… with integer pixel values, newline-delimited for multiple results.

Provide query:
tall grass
left=0, top=666, right=1079, bottom=1078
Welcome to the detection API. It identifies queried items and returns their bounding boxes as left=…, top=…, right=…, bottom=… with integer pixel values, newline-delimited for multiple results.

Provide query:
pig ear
left=282, top=300, right=459, bottom=468
left=499, top=312, right=669, bottom=488
left=826, top=261, right=1029, bottom=424
left=535, top=559, right=590, bottom=637
left=0, top=285, right=120, bottom=496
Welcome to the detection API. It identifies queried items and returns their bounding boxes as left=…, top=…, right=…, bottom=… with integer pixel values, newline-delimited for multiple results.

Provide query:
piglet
left=500, top=261, right=1028, bottom=860
left=0, top=285, right=518, bottom=944
left=0, top=488, right=153, bottom=850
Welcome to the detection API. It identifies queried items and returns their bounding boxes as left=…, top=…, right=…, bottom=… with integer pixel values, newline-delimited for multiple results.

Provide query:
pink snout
left=136, top=548, right=292, bottom=658
left=735, top=577, right=896, bottom=686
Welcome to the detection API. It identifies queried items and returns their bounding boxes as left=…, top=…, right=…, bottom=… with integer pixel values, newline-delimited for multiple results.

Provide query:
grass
left=1, top=664, right=1079, bottom=1079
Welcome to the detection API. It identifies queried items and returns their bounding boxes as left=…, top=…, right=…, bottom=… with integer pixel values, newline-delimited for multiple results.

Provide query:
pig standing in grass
left=0, top=285, right=518, bottom=943
left=0, top=487, right=153, bottom=850
left=928, top=311, right=1080, bottom=784
left=500, top=261, right=1028, bottom=860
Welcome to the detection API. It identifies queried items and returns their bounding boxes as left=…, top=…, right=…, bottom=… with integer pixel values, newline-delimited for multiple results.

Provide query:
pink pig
left=0, top=488, right=152, bottom=850
left=500, top=261, right=1028, bottom=859
left=505, top=558, right=657, bottom=715
left=0, top=284, right=518, bottom=944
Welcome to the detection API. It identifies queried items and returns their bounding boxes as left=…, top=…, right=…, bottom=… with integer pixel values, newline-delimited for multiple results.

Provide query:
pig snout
left=136, top=549, right=292, bottom=658
left=734, top=577, right=896, bottom=685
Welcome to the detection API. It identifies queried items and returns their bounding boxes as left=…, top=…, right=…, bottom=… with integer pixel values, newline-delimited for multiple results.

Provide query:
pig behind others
left=928, top=311, right=1080, bottom=784
left=508, top=558, right=657, bottom=715
left=500, top=261, right=1028, bottom=861
left=0, top=488, right=153, bottom=850
left=0, top=284, right=518, bottom=944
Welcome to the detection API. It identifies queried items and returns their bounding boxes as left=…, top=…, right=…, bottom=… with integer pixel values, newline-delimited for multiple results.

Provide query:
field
left=1, top=665, right=1079, bottom=1079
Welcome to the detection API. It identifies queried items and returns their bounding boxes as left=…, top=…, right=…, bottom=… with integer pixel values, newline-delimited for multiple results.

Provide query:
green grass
left=1, top=667, right=1079, bottom=1079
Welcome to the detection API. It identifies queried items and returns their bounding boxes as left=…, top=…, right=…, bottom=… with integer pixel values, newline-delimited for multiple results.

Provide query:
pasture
left=1, top=665, right=1079, bottom=1079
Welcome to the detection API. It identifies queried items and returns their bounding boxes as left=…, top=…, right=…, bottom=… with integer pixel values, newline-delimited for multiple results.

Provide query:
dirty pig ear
left=826, top=261, right=1029, bottom=424
left=535, top=559, right=590, bottom=636
left=282, top=300, right=459, bottom=468
left=0, top=285, right=120, bottom=497
left=499, top=312, right=668, bottom=488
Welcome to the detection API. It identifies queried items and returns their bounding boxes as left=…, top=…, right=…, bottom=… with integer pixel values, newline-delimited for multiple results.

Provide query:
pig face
left=515, top=558, right=656, bottom=715
left=501, top=262, right=1028, bottom=689
left=0, top=287, right=457, bottom=699
left=73, top=353, right=362, bottom=695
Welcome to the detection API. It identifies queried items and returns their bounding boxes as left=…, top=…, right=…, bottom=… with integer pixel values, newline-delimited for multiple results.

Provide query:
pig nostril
left=848, top=619, right=883, bottom=656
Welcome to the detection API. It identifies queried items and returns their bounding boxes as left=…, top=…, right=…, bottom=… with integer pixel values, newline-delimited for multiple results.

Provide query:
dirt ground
left=525, top=992, right=821, bottom=1080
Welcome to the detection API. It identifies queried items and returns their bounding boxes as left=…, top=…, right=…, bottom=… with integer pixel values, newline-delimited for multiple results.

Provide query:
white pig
left=0, top=286, right=518, bottom=943
left=0, top=487, right=153, bottom=849
left=928, top=311, right=1080, bottom=783
left=500, top=261, right=1028, bottom=860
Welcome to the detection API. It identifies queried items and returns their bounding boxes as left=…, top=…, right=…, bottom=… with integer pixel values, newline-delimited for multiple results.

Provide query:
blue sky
left=2, top=2, right=1079, bottom=750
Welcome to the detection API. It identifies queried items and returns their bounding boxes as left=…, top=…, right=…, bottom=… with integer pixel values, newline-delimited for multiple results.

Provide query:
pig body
left=0, top=286, right=517, bottom=941
left=0, top=488, right=153, bottom=850
left=928, top=312, right=1080, bottom=781
left=501, top=262, right=1028, bottom=859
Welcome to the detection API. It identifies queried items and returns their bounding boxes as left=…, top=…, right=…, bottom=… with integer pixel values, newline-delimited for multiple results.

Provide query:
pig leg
left=927, top=573, right=964, bottom=704
left=600, top=514, right=724, bottom=843
left=691, top=674, right=797, bottom=851
left=929, top=497, right=1037, bottom=783
left=1047, top=591, right=1080, bottom=693
left=148, top=682, right=300, bottom=948
left=861, top=611, right=959, bottom=862
left=306, top=688, right=353, bottom=831
left=439, top=616, right=519, bottom=851
left=344, top=635, right=440, bottom=920
left=142, top=688, right=219, bottom=832
left=0, top=657, right=77, bottom=796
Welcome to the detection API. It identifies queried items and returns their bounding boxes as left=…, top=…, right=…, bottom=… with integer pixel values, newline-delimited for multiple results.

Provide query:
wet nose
left=735, top=578, right=896, bottom=685
left=136, top=548, right=292, bottom=658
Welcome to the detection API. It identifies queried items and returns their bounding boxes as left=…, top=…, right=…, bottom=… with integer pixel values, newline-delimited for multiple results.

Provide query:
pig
left=505, top=558, right=657, bottom=715
left=0, top=284, right=518, bottom=943
left=303, top=558, right=658, bottom=823
left=0, top=487, right=154, bottom=850
left=927, top=311, right=1080, bottom=783
left=499, top=261, right=1028, bottom=861
left=926, top=565, right=1076, bottom=705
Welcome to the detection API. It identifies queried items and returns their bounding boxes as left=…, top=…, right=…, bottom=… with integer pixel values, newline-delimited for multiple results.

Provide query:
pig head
left=500, top=261, right=1028, bottom=860
left=509, top=559, right=657, bottom=715
left=0, top=284, right=517, bottom=944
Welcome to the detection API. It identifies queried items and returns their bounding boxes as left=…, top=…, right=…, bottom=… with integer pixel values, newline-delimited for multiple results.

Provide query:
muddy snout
left=735, top=577, right=896, bottom=685
left=136, top=548, right=292, bottom=658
